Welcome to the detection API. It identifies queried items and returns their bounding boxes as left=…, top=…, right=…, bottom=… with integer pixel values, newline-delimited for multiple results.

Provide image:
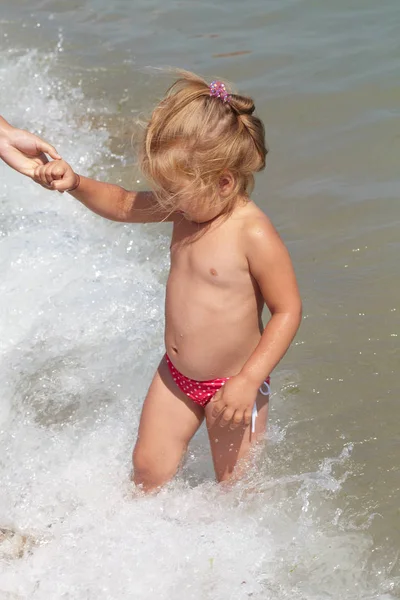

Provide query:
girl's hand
left=210, top=375, right=259, bottom=429
left=34, top=159, right=79, bottom=192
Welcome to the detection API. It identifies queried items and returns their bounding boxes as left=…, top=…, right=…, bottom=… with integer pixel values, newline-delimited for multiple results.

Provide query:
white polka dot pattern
left=166, top=354, right=226, bottom=406
left=165, top=354, right=271, bottom=408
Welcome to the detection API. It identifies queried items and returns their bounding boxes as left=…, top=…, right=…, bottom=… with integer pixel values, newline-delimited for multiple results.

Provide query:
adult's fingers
left=36, top=140, right=61, bottom=160
left=33, top=152, right=49, bottom=167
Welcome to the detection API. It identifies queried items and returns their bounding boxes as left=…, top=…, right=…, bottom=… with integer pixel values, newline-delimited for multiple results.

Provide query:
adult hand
left=0, top=122, right=61, bottom=177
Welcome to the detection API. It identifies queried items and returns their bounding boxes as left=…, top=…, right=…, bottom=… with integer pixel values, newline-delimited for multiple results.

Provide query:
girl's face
left=173, top=173, right=235, bottom=224
left=176, top=198, right=224, bottom=224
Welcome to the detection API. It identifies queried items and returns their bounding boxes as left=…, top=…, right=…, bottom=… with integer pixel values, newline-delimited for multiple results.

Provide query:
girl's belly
left=165, top=294, right=262, bottom=380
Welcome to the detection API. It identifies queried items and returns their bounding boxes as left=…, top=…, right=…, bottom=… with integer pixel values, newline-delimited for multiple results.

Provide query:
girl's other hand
left=34, top=159, right=79, bottom=193
left=210, top=375, right=259, bottom=429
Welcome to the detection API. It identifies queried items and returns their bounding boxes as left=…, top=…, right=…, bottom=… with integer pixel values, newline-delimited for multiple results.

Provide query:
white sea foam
left=0, top=49, right=397, bottom=600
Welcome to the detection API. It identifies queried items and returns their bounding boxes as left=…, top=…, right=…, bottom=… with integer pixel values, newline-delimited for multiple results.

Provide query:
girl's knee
left=132, top=444, right=180, bottom=491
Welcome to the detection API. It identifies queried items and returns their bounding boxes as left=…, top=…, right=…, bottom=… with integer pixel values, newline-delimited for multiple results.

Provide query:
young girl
left=31, top=72, right=302, bottom=492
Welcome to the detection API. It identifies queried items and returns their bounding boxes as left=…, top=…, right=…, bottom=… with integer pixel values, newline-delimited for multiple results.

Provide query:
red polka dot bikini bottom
left=165, top=354, right=270, bottom=432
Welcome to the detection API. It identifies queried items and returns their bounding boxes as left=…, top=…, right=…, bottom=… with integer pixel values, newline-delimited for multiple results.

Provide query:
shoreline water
left=0, top=1, right=399, bottom=598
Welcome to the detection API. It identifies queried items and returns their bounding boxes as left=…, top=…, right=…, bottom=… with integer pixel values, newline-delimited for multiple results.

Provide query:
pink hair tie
left=209, top=80, right=231, bottom=103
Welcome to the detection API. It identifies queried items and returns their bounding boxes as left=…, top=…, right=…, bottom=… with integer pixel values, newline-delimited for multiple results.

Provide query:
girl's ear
left=218, top=171, right=235, bottom=197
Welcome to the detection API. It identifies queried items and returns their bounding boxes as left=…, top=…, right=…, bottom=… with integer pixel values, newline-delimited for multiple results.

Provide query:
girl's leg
left=204, top=390, right=269, bottom=483
left=132, top=356, right=204, bottom=492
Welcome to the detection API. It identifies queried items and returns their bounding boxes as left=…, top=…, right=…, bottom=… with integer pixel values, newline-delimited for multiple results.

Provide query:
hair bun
left=229, top=94, right=255, bottom=115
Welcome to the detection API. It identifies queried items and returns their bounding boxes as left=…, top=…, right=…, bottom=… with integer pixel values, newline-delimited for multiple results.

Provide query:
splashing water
left=0, top=48, right=398, bottom=600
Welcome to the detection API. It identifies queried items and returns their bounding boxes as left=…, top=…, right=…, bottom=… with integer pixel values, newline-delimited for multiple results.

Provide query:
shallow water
left=0, top=1, right=399, bottom=598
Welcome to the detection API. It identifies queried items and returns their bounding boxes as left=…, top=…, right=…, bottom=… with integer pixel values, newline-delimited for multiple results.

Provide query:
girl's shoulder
left=237, top=200, right=288, bottom=261
left=237, top=200, right=277, bottom=238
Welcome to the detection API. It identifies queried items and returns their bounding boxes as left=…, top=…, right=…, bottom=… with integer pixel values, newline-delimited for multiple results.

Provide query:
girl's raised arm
left=70, top=176, right=173, bottom=223
left=34, top=159, right=174, bottom=224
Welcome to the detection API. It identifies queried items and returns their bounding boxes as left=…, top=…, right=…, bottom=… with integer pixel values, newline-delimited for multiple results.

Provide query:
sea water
left=0, top=1, right=399, bottom=598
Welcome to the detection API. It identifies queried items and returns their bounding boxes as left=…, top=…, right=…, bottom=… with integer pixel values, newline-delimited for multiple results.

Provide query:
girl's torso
left=165, top=201, right=266, bottom=380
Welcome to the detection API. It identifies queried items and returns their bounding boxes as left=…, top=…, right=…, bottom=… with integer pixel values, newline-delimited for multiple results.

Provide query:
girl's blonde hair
left=140, top=71, right=268, bottom=214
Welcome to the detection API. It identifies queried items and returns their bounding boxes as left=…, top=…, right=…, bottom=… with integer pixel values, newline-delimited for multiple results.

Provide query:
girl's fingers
left=63, top=173, right=78, bottom=190
left=32, top=161, right=77, bottom=192
left=243, top=408, right=252, bottom=427
left=34, top=165, right=55, bottom=189
left=51, top=163, right=66, bottom=180
left=211, top=394, right=225, bottom=419
left=50, top=167, right=76, bottom=191
left=51, top=179, right=72, bottom=192
left=219, top=407, right=235, bottom=427
left=34, top=165, right=49, bottom=186
left=229, top=410, right=245, bottom=430
left=33, top=165, right=42, bottom=181
left=50, top=180, right=64, bottom=192
left=44, top=166, right=55, bottom=186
